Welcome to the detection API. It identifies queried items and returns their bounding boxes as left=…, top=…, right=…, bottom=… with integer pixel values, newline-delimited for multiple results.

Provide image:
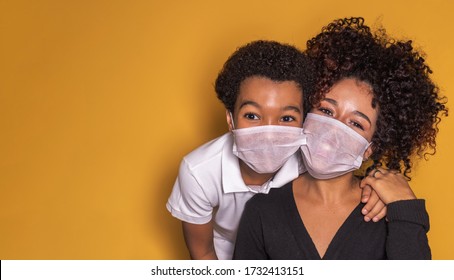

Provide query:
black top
left=233, top=182, right=431, bottom=260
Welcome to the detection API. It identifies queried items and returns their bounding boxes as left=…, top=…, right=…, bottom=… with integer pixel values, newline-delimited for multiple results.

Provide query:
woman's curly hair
left=305, top=17, right=448, bottom=178
left=215, top=40, right=315, bottom=113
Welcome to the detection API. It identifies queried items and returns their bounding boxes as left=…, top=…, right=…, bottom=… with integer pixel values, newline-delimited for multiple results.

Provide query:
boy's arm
left=167, top=159, right=217, bottom=259
left=182, top=221, right=217, bottom=260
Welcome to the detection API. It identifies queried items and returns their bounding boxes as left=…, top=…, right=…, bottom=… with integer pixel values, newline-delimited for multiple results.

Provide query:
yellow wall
left=1, top=0, right=453, bottom=259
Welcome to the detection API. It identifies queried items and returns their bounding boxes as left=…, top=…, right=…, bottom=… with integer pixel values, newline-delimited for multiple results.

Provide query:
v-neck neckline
left=286, top=183, right=364, bottom=260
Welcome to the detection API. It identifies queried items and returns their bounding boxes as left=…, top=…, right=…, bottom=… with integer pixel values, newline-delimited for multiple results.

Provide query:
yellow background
left=1, top=0, right=453, bottom=259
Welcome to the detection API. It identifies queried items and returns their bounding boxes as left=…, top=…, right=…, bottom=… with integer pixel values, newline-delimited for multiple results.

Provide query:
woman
left=233, top=17, right=447, bottom=260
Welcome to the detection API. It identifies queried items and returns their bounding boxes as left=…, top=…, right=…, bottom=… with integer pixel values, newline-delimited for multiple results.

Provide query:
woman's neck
left=295, top=172, right=361, bottom=205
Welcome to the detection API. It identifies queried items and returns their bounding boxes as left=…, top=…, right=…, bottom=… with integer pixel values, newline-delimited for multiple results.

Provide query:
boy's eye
left=244, top=113, right=259, bottom=120
left=281, top=116, right=296, bottom=122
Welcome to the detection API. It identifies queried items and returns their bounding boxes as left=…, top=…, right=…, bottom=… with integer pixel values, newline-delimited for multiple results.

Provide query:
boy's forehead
left=233, top=77, right=303, bottom=113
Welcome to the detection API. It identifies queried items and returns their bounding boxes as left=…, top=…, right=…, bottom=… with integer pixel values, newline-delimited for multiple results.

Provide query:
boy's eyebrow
left=324, top=98, right=371, bottom=125
left=239, top=100, right=260, bottom=109
left=239, top=101, right=302, bottom=113
left=283, top=105, right=302, bottom=114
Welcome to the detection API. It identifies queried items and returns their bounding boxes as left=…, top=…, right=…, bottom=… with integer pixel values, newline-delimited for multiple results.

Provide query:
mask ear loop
left=229, top=111, right=236, bottom=130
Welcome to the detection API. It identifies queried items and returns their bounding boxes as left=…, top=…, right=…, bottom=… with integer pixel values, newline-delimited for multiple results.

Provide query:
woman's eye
left=244, top=113, right=259, bottom=120
left=351, top=121, right=364, bottom=131
left=318, top=107, right=333, bottom=116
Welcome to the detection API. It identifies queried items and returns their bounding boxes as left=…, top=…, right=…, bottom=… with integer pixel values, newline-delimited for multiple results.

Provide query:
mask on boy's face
left=300, top=113, right=371, bottom=180
left=230, top=113, right=306, bottom=174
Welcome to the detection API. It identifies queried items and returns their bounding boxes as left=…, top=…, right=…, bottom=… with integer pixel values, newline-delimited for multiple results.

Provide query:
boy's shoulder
left=183, top=132, right=232, bottom=168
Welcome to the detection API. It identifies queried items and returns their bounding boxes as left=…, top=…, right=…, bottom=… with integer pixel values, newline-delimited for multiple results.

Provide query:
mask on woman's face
left=231, top=121, right=306, bottom=174
left=300, top=113, right=371, bottom=179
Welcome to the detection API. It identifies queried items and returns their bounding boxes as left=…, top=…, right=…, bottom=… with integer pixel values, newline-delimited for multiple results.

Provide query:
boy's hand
left=360, top=180, right=387, bottom=222
left=361, top=168, right=416, bottom=205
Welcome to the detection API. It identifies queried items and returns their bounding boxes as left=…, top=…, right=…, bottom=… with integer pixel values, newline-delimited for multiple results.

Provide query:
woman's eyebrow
left=324, top=98, right=371, bottom=124
left=353, top=111, right=372, bottom=125
left=324, top=98, right=338, bottom=106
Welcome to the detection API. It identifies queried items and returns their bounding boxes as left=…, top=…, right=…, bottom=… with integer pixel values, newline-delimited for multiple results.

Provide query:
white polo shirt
left=166, top=132, right=302, bottom=260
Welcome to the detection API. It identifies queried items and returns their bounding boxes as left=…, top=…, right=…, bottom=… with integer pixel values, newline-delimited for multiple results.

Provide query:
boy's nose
left=263, top=118, right=278, bottom=126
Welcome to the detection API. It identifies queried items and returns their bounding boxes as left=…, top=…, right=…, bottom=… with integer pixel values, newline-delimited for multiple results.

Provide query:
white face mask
left=231, top=119, right=306, bottom=174
left=300, top=113, right=371, bottom=179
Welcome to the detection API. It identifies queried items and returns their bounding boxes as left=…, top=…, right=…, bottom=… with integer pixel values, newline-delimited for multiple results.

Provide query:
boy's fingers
left=361, top=184, right=372, bottom=203
left=365, top=200, right=386, bottom=222
left=362, top=192, right=379, bottom=221
left=371, top=207, right=388, bottom=223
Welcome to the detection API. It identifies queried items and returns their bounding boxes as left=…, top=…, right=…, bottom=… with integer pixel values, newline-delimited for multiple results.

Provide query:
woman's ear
left=363, top=143, right=373, bottom=161
left=226, top=110, right=234, bottom=131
